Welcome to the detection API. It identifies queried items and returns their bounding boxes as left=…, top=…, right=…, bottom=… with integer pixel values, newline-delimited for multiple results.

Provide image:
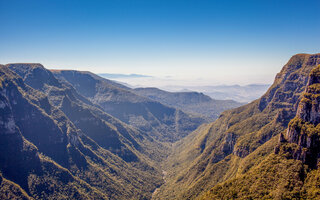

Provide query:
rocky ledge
left=276, top=65, right=320, bottom=168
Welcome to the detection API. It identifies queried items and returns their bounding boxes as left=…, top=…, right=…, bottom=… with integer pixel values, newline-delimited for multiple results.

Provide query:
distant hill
left=133, top=87, right=243, bottom=121
left=99, top=73, right=152, bottom=79
left=97, top=73, right=269, bottom=103
left=52, top=70, right=206, bottom=143
left=162, top=84, right=270, bottom=103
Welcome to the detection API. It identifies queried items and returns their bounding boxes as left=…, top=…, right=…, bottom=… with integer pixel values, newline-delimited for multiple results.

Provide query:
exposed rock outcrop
left=277, top=64, right=320, bottom=168
left=0, top=65, right=163, bottom=199
left=154, top=53, right=320, bottom=200
left=220, top=132, right=237, bottom=154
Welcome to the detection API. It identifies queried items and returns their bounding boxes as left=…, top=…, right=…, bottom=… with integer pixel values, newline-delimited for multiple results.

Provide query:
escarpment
left=0, top=65, right=163, bottom=199
left=201, top=59, right=320, bottom=200
left=2, top=53, right=320, bottom=200
left=277, top=64, right=320, bottom=168
left=154, top=53, right=320, bottom=200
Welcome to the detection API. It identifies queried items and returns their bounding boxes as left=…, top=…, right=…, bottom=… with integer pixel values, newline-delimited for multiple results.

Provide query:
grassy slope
left=154, top=53, right=320, bottom=199
left=202, top=67, right=320, bottom=199
left=0, top=173, right=34, bottom=200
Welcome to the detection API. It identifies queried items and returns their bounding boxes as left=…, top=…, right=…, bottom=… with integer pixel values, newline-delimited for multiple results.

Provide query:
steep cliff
left=276, top=64, right=320, bottom=168
left=201, top=64, right=320, bottom=199
left=0, top=65, right=162, bottom=199
left=154, top=53, right=320, bottom=199
left=0, top=66, right=106, bottom=199
left=7, top=63, right=163, bottom=163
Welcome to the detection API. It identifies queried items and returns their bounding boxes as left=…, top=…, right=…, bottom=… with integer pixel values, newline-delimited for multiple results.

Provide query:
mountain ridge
left=2, top=53, right=320, bottom=199
left=153, top=53, right=320, bottom=199
left=202, top=62, right=320, bottom=200
left=0, top=64, right=163, bottom=199
left=133, top=87, right=243, bottom=121
left=52, top=69, right=206, bottom=142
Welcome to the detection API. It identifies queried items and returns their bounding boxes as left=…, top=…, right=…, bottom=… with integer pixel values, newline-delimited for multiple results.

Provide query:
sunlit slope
left=202, top=63, right=320, bottom=199
left=154, top=53, right=320, bottom=199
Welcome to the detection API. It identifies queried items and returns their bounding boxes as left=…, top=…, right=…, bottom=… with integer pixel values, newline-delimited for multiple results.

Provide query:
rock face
left=200, top=62, right=320, bottom=200
left=277, top=64, right=320, bottom=168
left=153, top=53, right=320, bottom=200
left=220, top=132, right=237, bottom=154
left=0, top=65, right=164, bottom=199
left=7, top=63, right=147, bottom=162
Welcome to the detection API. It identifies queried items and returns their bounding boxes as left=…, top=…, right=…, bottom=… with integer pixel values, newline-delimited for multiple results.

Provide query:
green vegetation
left=201, top=154, right=305, bottom=200
left=1, top=54, right=320, bottom=200
left=199, top=60, right=320, bottom=199
left=288, top=117, right=320, bottom=137
left=0, top=65, right=163, bottom=199
left=153, top=53, right=320, bottom=199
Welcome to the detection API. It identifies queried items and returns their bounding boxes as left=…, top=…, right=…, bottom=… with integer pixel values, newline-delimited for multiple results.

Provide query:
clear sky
left=1, top=0, right=319, bottom=85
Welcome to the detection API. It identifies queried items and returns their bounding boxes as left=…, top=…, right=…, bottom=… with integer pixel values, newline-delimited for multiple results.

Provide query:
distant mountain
left=99, top=73, right=152, bottom=79
left=153, top=53, right=320, bottom=199
left=53, top=70, right=206, bottom=142
left=97, top=73, right=269, bottom=103
left=133, top=87, right=243, bottom=121
left=203, top=84, right=270, bottom=102
left=162, top=84, right=270, bottom=103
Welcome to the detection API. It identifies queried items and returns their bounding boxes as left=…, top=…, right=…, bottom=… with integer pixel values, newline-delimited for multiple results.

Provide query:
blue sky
left=1, top=0, right=319, bottom=85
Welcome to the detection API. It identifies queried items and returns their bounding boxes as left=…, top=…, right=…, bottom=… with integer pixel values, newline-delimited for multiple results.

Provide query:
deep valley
left=1, top=53, right=320, bottom=199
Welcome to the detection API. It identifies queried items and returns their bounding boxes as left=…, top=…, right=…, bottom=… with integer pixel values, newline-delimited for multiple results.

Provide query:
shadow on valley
left=1, top=53, right=320, bottom=199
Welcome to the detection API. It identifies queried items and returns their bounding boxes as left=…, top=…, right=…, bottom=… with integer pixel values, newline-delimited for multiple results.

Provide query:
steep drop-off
left=201, top=64, right=320, bottom=200
left=8, top=63, right=165, bottom=163
left=2, top=53, right=320, bottom=200
left=154, top=53, right=320, bottom=199
left=0, top=65, right=162, bottom=199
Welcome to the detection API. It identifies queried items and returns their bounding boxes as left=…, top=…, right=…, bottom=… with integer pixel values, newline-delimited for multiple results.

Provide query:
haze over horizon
left=97, top=72, right=271, bottom=87
left=2, top=1, right=320, bottom=199
left=1, top=0, right=320, bottom=85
